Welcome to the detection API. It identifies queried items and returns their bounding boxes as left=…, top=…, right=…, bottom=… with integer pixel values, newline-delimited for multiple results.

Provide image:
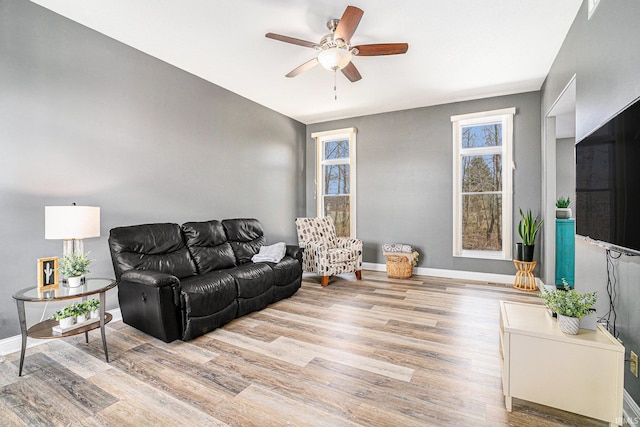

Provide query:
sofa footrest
left=273, top=277, right=302, bottom=301
left=182, top=301, right=238, bottom=341
left=237, top=287, right=275, bottom=317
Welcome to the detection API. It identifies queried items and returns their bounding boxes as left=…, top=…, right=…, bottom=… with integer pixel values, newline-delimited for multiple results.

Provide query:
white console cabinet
left=499, top=301, right=624, bottom=426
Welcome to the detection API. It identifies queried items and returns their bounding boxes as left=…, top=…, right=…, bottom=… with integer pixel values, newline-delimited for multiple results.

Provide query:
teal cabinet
left=555, top=219, right=575, bottom=287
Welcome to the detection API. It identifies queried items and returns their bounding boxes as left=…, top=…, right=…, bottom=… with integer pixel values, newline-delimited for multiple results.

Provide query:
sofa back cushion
left=222, top=218, right=266, bottom=264
left=181, top=220, right=237, bottom=273
left=108, top=223, right=197, bottom=280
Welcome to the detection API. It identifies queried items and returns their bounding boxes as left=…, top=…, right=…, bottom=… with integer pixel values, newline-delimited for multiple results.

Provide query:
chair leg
left=321, top=276, right=330, bottom=287
left=355, top=270, right=362, bottom=280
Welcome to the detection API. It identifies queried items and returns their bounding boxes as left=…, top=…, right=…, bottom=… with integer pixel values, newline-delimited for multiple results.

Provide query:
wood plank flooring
left=1, top=271, right=608, bottom=426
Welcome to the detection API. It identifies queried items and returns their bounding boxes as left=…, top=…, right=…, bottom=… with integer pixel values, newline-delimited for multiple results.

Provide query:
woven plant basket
left=386, top=255, right=413, bottom=279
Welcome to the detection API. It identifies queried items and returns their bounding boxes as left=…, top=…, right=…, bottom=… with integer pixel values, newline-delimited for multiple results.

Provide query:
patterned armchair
left=295, top=217, right=363, bottom=286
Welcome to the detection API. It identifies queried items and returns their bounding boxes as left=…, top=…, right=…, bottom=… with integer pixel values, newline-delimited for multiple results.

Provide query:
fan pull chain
left=333, top=69, right=338, bottom=100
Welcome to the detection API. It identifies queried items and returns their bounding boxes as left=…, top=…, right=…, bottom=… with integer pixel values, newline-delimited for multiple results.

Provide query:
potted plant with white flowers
left=539, top=280, right=597, bottom=334
left=51, top=305, right=76, bottom=328
left=59, top=252, right=93, bottom=287
left=86, top=299, right=100, bottom=319
left=72, top=302, right=89, bottom=324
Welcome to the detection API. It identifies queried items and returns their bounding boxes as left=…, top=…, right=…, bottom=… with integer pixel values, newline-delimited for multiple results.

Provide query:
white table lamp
left=45, top=204, right=100, bottom=256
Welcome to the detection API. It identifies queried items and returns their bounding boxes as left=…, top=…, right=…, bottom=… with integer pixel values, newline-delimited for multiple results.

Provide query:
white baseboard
left=625, top=389, right=640, bottom=426
left=363, top=262, right=516, bottom=285
left=0, top=308, right=122, bottom=356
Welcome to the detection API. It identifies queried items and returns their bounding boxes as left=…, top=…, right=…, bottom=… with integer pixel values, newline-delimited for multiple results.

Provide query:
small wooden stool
left=513, top=260, right=537, bottom=291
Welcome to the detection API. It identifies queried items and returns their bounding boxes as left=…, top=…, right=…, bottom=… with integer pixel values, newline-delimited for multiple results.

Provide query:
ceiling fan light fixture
left=317, top=47, right=353, bottom=71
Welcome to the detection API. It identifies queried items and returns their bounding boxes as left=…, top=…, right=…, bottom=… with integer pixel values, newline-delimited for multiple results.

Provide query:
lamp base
left=63, top=239, right=84, bottom=257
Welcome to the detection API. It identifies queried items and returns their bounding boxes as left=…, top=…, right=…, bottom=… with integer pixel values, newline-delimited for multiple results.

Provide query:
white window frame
left=311, top=127, right=357, bottom=238
left=451, top=108, right=515, bottom=260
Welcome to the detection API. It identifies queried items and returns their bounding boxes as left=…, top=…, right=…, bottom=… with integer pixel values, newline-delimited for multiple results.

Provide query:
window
left=451, top=108, right=515, bottom=259
left=311, top=127, right=357, bottom=237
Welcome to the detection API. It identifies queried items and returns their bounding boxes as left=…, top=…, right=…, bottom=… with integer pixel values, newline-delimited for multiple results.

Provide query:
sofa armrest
left=286, top=245, right=303, bottom=263
left=120, top=269, right=181, bottom=306
left=121, top=269, right=179, bottom=287
left=117, top=269, right=182, bottom=342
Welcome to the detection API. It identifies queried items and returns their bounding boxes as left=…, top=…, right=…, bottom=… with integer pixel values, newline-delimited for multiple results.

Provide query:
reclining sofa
left=108, top=218, right=302, bottom=342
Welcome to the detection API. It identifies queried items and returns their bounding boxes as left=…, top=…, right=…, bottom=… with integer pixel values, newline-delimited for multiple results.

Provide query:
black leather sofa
left=108, top=218, right=302, bottom=342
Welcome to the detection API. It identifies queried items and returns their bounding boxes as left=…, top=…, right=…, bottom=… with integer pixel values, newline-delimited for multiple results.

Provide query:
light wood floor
left=1, top=271, right=608, bottom=426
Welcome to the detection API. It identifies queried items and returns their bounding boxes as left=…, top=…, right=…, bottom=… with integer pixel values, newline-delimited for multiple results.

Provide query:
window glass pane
left=324, top=164, right=350, bottom=195
left=324, top=139, right=349, bottom=160
left=461, top=124, right=502, bottom=148
left=461, top=194, right=502, bottom=251
left=324, top=195, right=350, bottom=237
left=462, top=154, right=502, bottom=192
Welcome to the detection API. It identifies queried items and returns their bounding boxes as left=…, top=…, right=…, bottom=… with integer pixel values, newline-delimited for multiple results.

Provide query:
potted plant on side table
left=86, top=299, right=100, bottom=319
left=59, top=252, right=93, bottom=288
left=556, top=196, right=572, bottom=219
left=51, top=305, right=76, bottom=328
left=518, top=208, right=543, bottom=262
left=72, top=302, right=89, bottom=324
left=539, top=281, right=597, bottom=335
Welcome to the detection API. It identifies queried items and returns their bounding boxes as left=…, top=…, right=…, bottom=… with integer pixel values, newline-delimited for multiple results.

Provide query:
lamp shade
left=318, top=47, right=353, bottom=70
left=45, top=206, right=100, bottom=240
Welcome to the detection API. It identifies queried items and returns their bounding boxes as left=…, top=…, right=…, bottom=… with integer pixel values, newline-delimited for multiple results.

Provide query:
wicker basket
left=385, top=255, right=413, bottom=279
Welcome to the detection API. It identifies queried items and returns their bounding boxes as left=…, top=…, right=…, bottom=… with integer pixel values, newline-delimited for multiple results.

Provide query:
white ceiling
left=30, top=0, right=582, bottom=125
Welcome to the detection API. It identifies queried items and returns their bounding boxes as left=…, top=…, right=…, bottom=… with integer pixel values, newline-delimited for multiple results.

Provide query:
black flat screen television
left=575, top=97, right=640, bottom=255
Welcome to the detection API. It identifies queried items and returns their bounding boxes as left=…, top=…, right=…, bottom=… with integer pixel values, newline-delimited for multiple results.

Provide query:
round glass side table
left=12, top=278, right=117, bottom=376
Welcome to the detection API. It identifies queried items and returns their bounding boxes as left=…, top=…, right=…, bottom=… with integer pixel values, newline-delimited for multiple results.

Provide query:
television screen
left=575, top=97, right=640, bottom=254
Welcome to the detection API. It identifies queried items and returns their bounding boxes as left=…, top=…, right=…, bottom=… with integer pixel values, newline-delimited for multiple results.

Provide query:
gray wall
left=555, top=137, right=575, bottom=207
left=541, top=0, right=640, bottom=405
left=307, top=92, right=541, bottom=276
left=0, top=1, right=306, bottom=339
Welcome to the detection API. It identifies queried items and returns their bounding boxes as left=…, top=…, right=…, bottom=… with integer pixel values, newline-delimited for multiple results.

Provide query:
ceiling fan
left=265, top=5, right=409, bottom=83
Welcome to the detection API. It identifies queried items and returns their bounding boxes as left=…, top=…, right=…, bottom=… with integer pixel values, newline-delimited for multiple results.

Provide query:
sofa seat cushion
left=262, top=256, right=302, bottom=286
left=180, top=271, right=237, bottom=317
left=225, top=263, right=274, bottom=298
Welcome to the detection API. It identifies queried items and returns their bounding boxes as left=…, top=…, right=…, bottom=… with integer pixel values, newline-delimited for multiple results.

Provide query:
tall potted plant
left=518, top=208, right=543, bottom=262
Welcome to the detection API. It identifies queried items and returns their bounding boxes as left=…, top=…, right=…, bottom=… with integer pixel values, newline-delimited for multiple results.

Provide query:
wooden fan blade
left=341, top=61, right=362, bottom=82
left=353, top=43, right=409, bottom=56
left=265, top=33, right=318, bottom=49
left=286, top=58, right=319, bottom=78
left=335, top=6, right=364, bottom=43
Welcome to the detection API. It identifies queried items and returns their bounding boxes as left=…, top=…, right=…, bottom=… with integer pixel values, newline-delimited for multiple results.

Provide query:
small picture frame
left=37, top=257, right=59, bottom=290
